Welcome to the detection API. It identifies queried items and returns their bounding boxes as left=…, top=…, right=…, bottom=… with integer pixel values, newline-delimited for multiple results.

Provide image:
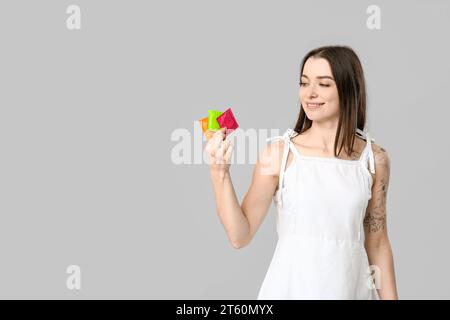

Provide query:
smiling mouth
left=305, top=102, right=325, bottom=109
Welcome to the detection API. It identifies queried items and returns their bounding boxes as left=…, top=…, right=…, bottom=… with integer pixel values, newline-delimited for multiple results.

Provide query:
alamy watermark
left=170, top=121, right=283, bottom=166
left=66, top=265, right=82, bottom=290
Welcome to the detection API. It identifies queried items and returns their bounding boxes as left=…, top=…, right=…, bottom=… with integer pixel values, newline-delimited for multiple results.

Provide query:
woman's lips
left=305, top=102, right=325, bottom=109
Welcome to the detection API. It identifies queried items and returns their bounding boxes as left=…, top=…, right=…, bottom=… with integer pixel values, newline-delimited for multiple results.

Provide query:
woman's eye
left=300, top=82, right=330, bottom=87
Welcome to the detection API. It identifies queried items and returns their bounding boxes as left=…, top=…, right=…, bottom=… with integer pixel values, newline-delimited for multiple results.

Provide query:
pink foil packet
left=216, top=108, right=239, bottom=134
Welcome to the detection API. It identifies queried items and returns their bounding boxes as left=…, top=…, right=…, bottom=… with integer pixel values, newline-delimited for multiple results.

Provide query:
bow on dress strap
left=356, top=128, right=376, bottom=174
left=265, top=129, right=296, bottom=208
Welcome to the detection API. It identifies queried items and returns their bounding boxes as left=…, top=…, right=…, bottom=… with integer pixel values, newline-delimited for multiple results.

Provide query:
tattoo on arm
left=363, top=146, right=390, bottom=233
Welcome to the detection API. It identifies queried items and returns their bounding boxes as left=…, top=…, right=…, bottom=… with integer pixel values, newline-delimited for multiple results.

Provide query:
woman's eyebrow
left=301, top=74, right=334, bottom=81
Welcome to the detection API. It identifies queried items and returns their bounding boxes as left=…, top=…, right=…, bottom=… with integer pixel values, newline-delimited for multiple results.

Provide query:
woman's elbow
left=230, top=236, right=251, bottom=249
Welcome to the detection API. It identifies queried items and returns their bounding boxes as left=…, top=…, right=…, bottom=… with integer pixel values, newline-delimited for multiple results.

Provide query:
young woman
left=205, top=45, right=398, bottom=300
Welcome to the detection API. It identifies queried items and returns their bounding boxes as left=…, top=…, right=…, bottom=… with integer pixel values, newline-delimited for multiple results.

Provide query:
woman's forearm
left=365, top=242, right=399, bottom=300
left=210, top=170, right=250, bottom=248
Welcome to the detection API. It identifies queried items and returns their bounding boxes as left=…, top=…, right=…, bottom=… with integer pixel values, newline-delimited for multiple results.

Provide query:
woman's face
left=300, top=57, right=340, bottom=122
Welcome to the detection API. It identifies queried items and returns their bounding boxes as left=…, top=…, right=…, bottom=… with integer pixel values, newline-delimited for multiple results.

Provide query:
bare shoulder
left=258, top=140, right=287, bottom=178
left=372, top=143, right=390, bottom=167
left=371, top=142, right=391, bottom=179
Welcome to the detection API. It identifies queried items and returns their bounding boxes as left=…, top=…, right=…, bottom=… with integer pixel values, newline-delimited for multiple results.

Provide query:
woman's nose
left=302, top=83, right=319, bottom=97
left=306, top=86, right=318, bottom=98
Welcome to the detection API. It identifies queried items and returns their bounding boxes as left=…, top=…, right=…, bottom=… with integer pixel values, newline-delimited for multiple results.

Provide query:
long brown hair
left=293, top=45, right=367, bottom=158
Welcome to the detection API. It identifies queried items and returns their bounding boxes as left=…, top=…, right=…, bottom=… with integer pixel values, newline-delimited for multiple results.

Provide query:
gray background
left=0, top=0, right=449, bottom=299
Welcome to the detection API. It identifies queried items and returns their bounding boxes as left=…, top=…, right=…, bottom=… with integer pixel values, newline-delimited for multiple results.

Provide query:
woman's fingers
left=215, top=139, right=227, bottom=161
left=206, top=130, right=221, bottom=153
left=212, top=127, right=227, bottom=142
left=213, top=135, right=223, bottom=151
left=205, top=130, right=215, bottom=141
left=208, top=128, right=225, bottom=150
left=211, top=138, right=231, bottom=165
left=224, top=142, right=234, bottom=164
left=206, top=128, right=225, bottom=140
left=205, top=128, right=232, bottom=167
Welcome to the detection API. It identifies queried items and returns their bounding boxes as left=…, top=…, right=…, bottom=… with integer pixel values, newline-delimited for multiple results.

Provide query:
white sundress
left=257, top=128, right=380, bottom=300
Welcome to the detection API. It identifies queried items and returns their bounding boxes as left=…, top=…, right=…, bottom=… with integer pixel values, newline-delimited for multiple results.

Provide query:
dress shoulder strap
left=266, top=128, right=298, bottom=208
left=356, top=128, right=376, bottom=174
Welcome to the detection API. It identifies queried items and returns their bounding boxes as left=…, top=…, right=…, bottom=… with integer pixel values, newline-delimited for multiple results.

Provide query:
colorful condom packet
left=207, top=110, right=223, bottom=131
left=216, top=108, right=239, bottom=134
left=198, top=117, right=214, bottom=140
left=198, top=107, right=239, bottom=140
left=199, top=117, right=209, bottom=133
